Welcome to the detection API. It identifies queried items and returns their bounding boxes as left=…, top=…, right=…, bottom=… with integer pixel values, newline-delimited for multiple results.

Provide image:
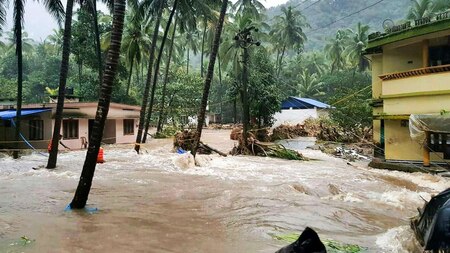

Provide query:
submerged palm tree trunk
left=142, top=0, right=178, bottom=143
left=13, top=0, right=24, bottom=159
left=47, top=0, right=74, bottom=169
left=134, top=8, right=163, bottom=154
left=70, top=0, right=126, bottom=209
left=191, top=0, right=228, bottom=157
left=156, top=15, right=178, bottom=133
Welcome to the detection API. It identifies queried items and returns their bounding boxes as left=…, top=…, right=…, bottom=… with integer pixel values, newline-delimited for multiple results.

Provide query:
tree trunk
left=218, top=53, right=223, bottom=122
left=142, top=0, right=178, bottom=143
left=156, top=15, right=178, bottom=133
left=134, top=7, right=163, bottom=153
left=126, top=58, right=134, bottom=96
left=70, top=0, right=126, bottom=209
left=233, top=97, right=237, bottom=124
left=200, top=18, right=207, bottom=78
left=91, top=0, right=103, bottom=83
left=13, top=1, right=23, bottom=159
left=186, top=48, right=189, bottom=74
left=191, top=0, right=228, bottom=157
left=277, top=45, right=286, bottom=79
left=46, top=0, right=74, bottom=168
left=241, top=46, right=250, bottom=147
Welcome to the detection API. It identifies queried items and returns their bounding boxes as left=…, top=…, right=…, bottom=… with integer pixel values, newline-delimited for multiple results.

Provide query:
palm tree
left=344, top=22, right=370, bottom=72
left=192, top=0, right=228, bottom=157
left=47, top=28, right=64, bottom=55
left=432, top=0, right=450, bottom=12
left=70, top=0, right=126, bottom=209
left=142, top=0, right=179, bottom=143
left=184, top=29, right=199, bottom=73
left=303, top=52, right=327, bottom=75
left=122, top=1, right=151, bottom=95
left=325, top=30, right=347, bottom=73
left=46, top=0, right=75, bottom=169
left=407, top=0, right=433, bottom=20
left=134, top=0, right=165, bottom=154
left=297, top=70, right=324, bottom=99
left=8, top=0, right=63, bottom=159
left=156, top=14, right=178, bottom=134
left=270, top=6, right=309, bottom=78
left=232, top=0, right=264, bottom=19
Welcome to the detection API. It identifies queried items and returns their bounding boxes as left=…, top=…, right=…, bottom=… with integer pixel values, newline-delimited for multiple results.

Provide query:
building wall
left=273, top=108, right=318, bottom=127
left=0, top=111, right=53, bottom=150
left=382, top=72, right=450, bottom=97
left=116, top=118, right=139, bottom=144
left=384, top=94, right=450, bottom=115
left=382, top=42, right=423, bottom=73
left=57, top=118, right=89, bottom=150
left=372, top=55, right=383, bottom=99
left=384, top=119, right=445, bottom=161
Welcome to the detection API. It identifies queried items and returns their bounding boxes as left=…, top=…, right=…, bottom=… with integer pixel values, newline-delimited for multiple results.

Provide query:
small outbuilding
left=273, top=96, right=332, bottom=127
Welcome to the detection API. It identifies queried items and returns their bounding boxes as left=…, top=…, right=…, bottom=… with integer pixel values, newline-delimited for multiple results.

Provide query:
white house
left=273, top=96, right=332, bottom=127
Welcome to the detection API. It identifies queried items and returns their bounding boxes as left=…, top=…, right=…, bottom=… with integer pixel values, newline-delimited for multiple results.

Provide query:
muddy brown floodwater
left=0, top=129, right=448, bottom=253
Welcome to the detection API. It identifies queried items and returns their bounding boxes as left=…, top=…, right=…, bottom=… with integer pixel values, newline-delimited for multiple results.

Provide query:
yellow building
left=365, top=13, right=450, bottom=165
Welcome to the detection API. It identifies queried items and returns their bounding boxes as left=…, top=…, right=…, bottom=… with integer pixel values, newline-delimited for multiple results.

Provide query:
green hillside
left=266, top=0, right=411, bottom=50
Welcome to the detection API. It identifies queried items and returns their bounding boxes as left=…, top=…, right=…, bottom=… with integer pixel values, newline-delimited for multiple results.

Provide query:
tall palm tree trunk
left=241, top=46, right=250, bottom=147
left=91, top=0, right=102, bottom=83
left=70, top=0, right=126, bottom=209
left=126, top=58, right=134, bottom=95
left=191, top=0, right=228, bottom=157
left=134, top=7, right=163, bottom=153
left=218, top=54, right=223, bottom=122
left=156, top=15, right=177, bottom=133
left=13, top=0, right=24, bottom=159
left=277, top=45, right=286, bottom=79
left=46, top=0, right=74, bottom=168
left=200, top=18, right=207, bottom=78
left=142, top=0, right=178, bottom=143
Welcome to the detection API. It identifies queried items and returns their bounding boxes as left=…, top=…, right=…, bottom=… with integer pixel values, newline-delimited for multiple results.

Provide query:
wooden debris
left=174, top=130, right=227, bottom=156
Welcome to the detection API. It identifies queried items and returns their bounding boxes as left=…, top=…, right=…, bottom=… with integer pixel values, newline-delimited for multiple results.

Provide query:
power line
left=299, top=0, right=321, bottom=12
left=306, top=0, right=386, bottom=35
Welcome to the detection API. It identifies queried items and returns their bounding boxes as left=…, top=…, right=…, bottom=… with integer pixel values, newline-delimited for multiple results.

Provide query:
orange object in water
left=97, top=147, right=105, bottom=163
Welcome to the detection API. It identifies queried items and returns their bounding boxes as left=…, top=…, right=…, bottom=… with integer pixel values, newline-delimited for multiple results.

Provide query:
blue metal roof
left=281, top=97, right=331, bottom=110
left=0, top=109, right=51, bottom=120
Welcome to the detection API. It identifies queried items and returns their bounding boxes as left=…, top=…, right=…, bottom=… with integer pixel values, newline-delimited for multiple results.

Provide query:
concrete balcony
left=379, top=64, right=450, bottom=115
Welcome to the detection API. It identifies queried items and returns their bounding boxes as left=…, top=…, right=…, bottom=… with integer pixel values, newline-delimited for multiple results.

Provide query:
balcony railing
left=379, top=64, right=450, bottom=81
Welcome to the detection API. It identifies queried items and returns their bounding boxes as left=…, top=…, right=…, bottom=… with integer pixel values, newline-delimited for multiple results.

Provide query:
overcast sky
left=5, top=0, right=290, bottom=41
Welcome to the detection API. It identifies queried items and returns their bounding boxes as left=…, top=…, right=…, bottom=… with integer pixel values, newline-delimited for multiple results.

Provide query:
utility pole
left=234, top=26, right=260, bottom=147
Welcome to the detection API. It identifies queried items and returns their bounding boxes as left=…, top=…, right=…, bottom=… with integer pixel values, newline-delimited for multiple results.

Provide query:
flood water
left=0, top=130, right=448, bottom=252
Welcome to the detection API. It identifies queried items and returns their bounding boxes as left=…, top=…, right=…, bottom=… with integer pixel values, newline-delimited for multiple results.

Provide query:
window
left=1, top=120, right=11, bottom=127
left=123, top=119, right=134, bottom=135
left=29, top=120, right=44, bottom=140
left=63, top=119, right=79, bottom=139
left=429, top=46, right=450, bottom=66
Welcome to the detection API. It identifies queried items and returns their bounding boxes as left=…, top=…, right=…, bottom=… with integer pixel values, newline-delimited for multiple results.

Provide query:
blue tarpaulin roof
left=281, top=97, right=331, bottom=110
left=0, top=109, right=51, bottom=120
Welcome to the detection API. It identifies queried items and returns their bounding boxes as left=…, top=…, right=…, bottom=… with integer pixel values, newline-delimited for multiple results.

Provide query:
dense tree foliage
left=1, top=0, right=448, bottom=142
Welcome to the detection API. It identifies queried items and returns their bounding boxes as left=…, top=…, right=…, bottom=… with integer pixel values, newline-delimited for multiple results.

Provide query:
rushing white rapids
left=0, top=130, right=448, bottom=252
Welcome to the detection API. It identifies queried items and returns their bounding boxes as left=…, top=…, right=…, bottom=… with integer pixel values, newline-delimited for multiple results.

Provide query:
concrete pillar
left=422, top=39, right=429, bottom=68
